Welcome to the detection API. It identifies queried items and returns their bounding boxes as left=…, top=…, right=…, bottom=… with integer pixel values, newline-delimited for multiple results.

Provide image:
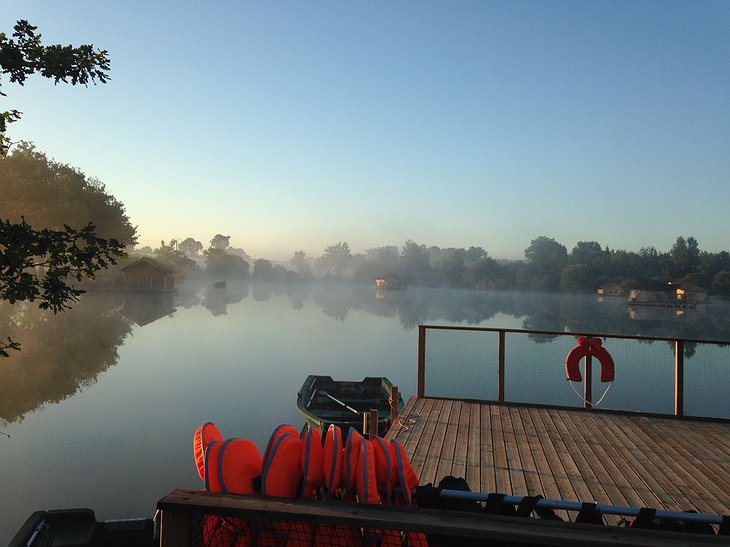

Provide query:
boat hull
left=296, top=375, right=404, bottom=436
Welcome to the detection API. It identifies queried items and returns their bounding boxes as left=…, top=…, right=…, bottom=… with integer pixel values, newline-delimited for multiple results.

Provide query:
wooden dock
left=385, top=397, right=730, bottom=522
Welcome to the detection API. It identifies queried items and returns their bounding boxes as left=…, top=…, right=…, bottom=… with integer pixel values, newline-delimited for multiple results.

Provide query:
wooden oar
left=318, top=390, right=360, bottom=415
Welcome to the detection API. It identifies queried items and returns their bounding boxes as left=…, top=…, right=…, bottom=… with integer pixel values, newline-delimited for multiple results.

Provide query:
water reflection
left=0, top=295, right=133, bottom=423
left=2, top=283, right=729, bottom=425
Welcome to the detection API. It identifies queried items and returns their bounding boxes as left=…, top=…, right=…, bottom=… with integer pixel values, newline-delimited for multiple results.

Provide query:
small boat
left=9, top=508, right=155, bottom=547
left=297, top=375, right=404, bottom=435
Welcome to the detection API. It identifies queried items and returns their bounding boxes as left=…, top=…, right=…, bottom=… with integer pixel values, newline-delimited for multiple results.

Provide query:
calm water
left=1, top=282, right=729, bottom=541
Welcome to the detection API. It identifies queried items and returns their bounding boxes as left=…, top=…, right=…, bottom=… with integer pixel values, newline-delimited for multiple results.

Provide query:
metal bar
left=583, top=353, right=592, bottom=409
left=419, top=324, right=730, bottom=347
left=320, top=391, right=359, bottom=415
left=438, top=489, right=725, bottom=525
left=417, top=325, right=426, bottom=398
left=498, top=330, right=505, bottom=402
left=675, top=340, right=685, bottom=417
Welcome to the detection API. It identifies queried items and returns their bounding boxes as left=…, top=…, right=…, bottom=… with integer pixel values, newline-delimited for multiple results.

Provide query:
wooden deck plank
left=390, top=399, right=729, bottom=522
left=592, top=413, right=730, bottom=514
left=465, top=402, right=481, bottom=491
left=435, top=400, right=463, bottom=481
left=523, top=408, right=589, bottom=524
left=618, top=415, right=730, bottom=497
left=603, top=415, right=727, bottom=515
left=450, top=401, right=470, bottom=480
left=567, top=411, right=649, bottom=509
left=502, top=405, right=529, bottom=495
left=480, top=402, right=496, bottom=493
left=419, top=399, right=452, bottom=485
left=517, top=407, right=573, bottom=521
left=489, top=403, right=512, bottom=494
left=391, top=397, right=437, bottom=481
left=540, top=407, right=611, bottom=505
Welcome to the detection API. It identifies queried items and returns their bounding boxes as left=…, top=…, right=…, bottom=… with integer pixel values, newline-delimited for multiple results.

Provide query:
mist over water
left=1, top=281, right=729, bottom=541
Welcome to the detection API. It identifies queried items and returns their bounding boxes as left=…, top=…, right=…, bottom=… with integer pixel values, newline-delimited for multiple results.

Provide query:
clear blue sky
left=5, top=1, right=730, bottom=261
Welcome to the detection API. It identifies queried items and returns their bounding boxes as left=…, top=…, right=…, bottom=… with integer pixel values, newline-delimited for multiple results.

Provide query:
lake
left=1, top=282, right=729, bottom=541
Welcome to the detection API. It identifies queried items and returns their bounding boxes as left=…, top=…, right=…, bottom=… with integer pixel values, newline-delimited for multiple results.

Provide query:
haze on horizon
left=4, top=1, right=729, bottom=262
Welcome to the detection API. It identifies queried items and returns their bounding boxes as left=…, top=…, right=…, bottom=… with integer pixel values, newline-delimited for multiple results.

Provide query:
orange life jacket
left=300, top=425, right=325, bottom=500
left=372, top=436, right=395, bottom=504
left=356, top=437, right=379, bottom=504
left=323, top=424, right=343, bottom=499
left=261, top=431, right=304, bottom=498
left=204, top=438, right=262, bottom=495
left=341, top=427, right=363, bottom=500
left=194, top=422, right=223, bottom=481
left=391, top=439, right=419, bottom=507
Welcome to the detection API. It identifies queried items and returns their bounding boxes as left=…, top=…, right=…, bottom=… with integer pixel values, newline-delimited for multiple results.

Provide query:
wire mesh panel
left=423, top=328, right=499, bottom=399
left=685, top=342, right=730, bottom=418
left=503, top=332, right=578, bottom=407
left=190, top=513, right=430, bottom=547
left=419, top=325, right=729, bottom=418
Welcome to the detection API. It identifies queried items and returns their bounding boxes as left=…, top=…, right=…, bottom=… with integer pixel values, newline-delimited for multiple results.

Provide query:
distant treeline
left=147, top=236, right=730, bottom=296
left=4, top=144, right=727, bottom=297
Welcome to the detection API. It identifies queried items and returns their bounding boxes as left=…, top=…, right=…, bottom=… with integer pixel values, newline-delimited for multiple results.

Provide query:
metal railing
left=417, top=325, right=730, bottom=418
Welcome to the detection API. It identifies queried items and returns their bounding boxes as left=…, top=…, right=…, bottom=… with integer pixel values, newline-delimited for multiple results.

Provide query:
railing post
left=675, top=340, right=684, bottom=417
left=583, top=353, right=592, bottom=409
left=369, top=408, right=378, bottom=439
left=498, top=330, right=506, bottom=402
left=417, top=325, right=426, bottom=398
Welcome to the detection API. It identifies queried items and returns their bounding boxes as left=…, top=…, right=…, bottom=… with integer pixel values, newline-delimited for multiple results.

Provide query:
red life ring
left=565, top=336, right=614, bottom=382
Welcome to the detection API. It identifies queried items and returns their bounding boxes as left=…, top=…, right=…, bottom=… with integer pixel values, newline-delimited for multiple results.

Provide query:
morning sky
left=4, top=1, right=729, bottom=261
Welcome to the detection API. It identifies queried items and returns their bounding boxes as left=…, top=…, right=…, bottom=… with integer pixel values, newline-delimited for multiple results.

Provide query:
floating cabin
left=627, top=280, right=707, bottom=308
left=119, top=257, right=177, bottom=293
left=374, top=273, right=406, bottom=290
left=596, top=282, right=623, bottom=297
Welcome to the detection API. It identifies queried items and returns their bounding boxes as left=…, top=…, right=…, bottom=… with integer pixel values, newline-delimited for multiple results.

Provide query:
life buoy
left=565, top=336, right=614, bottom=382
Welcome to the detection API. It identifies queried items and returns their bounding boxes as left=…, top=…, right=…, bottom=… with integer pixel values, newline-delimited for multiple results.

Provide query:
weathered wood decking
left=385, top=397, right=730, bottom=522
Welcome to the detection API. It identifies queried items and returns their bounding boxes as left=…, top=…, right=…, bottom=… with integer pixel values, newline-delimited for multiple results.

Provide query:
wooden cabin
left=627, top=280, right=707, bottom=308
left=670, top=281, right=708, bottom=306
left=374, top=273, right=406, bottom=290
left=596, top=282, right=623, bottom=297
left=120, top=257, right=176, bottom=292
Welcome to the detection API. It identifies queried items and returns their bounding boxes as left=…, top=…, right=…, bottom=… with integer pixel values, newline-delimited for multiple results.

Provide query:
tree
left=1, top=20, right=110, bottom=157
left=401, top=240, right=433, bottom=285
left=289, top=250, right=313, bottom=278
left=434, top=249, right=466, bottom=286
left=253, top=258, right=274, bottom=280
left=178, top=237, right=203, bottom=257
left=1, top=218, right=124, bottom=356
left=1, top=21, right=122, bottom=357
left=209, top=234, right=230, bottom=250
left=154, top=240, right=195, bottom=270
left=667, top=236, right=700, bottom=279
left=712, top=271, right=730, bottom=296
left=0, top=143, right=137, bottom=243
left=524, top=236, right=567, bottom=272
left=204, top=248, right=249, bottom=278
left=316, top=242, right=352, bottom=277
